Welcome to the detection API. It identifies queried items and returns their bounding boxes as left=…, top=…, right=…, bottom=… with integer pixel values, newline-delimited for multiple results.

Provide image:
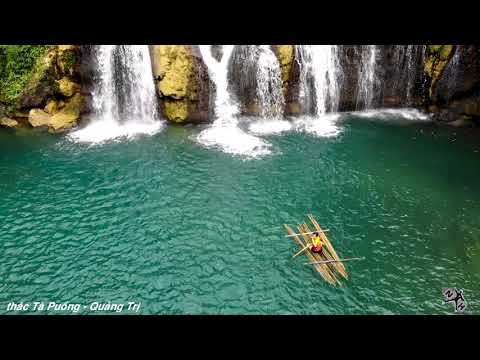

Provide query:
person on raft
left=310, top=232, right=323, bottom=254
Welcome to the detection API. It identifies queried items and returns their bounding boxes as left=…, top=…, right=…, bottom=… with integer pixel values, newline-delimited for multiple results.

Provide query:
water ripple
left=1, top=119, right=479, bottom=314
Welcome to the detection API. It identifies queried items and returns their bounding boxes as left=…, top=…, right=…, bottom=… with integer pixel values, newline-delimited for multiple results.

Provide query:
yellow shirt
left=312, top=236, right=321, bottom=247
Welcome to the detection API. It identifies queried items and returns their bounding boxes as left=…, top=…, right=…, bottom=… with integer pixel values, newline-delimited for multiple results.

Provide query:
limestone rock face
left=44, top=99, right=63, bottom=114
left=16, top=45, right=82, bottom=109
left=28, top=109, right=52, bottom=128
left=10, top=45, right=85, bottom=132
left=49, top=112, right=78, bottom=132
left=273, top=45, right=294, bottom=92
left=0, top=117, right=19, bottom=128
left=422, top=45, right=480, bottom=125
left=58, top=45, right=76, bottom=52
left=163, top=100, right=188, bottom=123
left=152, top=45, right=191, bottom=99
left=424, top=45, right=455, bottom=99
left=150, top=45, right=210, bottom=123
left=28, top=107, right=78, bottom=133
left=27, top=93, right=84, bottom=132
left=57, top=77, right=81, bottom=97
left=18, top=48, right=60, bottom=109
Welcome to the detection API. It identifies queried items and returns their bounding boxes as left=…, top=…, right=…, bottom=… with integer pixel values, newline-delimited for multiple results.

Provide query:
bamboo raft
left=284, top=214, right=349, bottom=286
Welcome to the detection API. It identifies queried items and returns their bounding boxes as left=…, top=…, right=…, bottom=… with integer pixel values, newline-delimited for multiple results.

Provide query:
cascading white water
left=446, top=46, right=461, bottom=94
left=296, top=45, right=341, bottom=115
left=404, top=45, right=416, bottom=103
left=255, top=45, right=285, bottom=119
left=199, top=45, right=238, bottom=123
left=282, top=45, right=341, bottom=138
left=197, top=45, right=271, bottom=157
left=390, top=45, right=426, bottom=105
left=70, top=45, right=161, bottom=143
left=356, top=45, right=377, bottom=110
left=91, top=45, right=116, bottom=122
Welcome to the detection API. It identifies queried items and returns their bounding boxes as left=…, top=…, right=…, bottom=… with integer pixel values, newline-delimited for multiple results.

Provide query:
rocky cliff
left=150, top=45, right=210, bottom=123
left=0, top=45, right=86, bottom=133
left=425, top=45, right=480, bottom=126
left=2, top=44, right=480, bottom=131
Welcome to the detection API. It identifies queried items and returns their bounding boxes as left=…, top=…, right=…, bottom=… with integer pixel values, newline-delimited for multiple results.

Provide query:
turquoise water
left=1, top=114, right=479, bottom=314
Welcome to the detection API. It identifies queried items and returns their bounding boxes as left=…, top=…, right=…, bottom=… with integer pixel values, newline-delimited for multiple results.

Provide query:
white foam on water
left=197, top=45, right=272, bottom=158
left=196, top=123, right=272, bottom=158
left=352, top=108, right=431, bottom=121
left=69, top=45, right=163, bottom=144
left=248, top=113, right=342, bottom=139
left=248, top=119, right=293, bottom=135
left=293, top=114, right=342, bottom=137
left=199, top=45, right=238, bottom=122
left=69, top=117, right=162, bottom=144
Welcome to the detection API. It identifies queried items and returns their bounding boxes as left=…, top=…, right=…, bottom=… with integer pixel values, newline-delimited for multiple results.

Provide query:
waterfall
left=197, top=45, right=271, bottom=158
left=198, top=45, right=238, bottom=124
left=227, top=45, right=285, bottom=118
left=255, top=45, right=285, bottom=118
left=295, top=45, right=341, bottom=115
left=70, top=45, right=161, bottom=143
left=356, top=45, right=378, bottom=110
left=404, top=45, right=416, bottom=103
left=391, top=45, right=426, bottom=105
left=446, top=46, right=461, bottom=95
left=91, top=45, right=116, bottom=122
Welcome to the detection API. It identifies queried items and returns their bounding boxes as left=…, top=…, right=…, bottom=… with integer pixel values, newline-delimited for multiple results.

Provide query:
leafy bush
left=0, top=45, right=51, bottom=104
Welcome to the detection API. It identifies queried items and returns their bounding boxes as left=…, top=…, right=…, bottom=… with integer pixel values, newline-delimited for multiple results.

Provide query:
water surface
left=1, top=113, right=479, bottom=314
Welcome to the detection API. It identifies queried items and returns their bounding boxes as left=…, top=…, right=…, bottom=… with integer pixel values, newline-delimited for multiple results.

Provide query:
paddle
left=292, top=244, right=311, bottom=259
left=286, top=229, right=329, bottom=237
left=304, top=257, right=365, bottom=265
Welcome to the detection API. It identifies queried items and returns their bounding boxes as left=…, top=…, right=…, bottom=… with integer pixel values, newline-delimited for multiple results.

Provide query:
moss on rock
left=0, top=45, right=52, bottom=105
left=27, top=92, right=83, bottom=132
left=57, top=77, right=81, bottom=97
left=273, top=45, right=294, bottom=88
left=150, top=45, right=208, bottom=123
left=424, top=45, right=455, bottom=98
left=163, top=100, right=189, bottom=122
left=44, top=99, right=62, bottom=114
left=49, top=111, right=78, bottom=132
left=151, top=45, right=192, bottom=99
left=0, top=45, right=84, bottom=133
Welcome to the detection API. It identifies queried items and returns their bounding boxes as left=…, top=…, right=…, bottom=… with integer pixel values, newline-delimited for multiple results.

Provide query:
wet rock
left=273, top=45, right=294, bottom=92
left=62, top=93, right=83, bottom=115
left=151, top=45, right=191, bottom=99
left=286, top=102, right=302, bottom=115
left=44, top=99, right=63, bottom=114
left=49, top=111, right=78, bottom=132
left=150, top=45, right=210, bottom=123
left=424, top=45, right=455, bottom=100
left=163, top=100, right=188, bottom=123
left=57, top=45, right=80, bottom=77
left=0, top=45, right=84, bottom=132
left=28, top=108, right=52, bottom=128
left=27, top=92, right=83, bottom=132
left=0, top=117, right=19, bottom=128
left=57, top=77, right=81, bottom=97
left=447, top=116, right=475, bottom=127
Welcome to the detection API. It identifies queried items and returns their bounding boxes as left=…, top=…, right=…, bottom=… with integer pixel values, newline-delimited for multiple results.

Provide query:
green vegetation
left=424, top=45, right=455, bottom=98
left=427, top=45, right=453, bottom=60
left=60, top=51, right=77, bottom=72
left=0, top=45, right=52, bottom=104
